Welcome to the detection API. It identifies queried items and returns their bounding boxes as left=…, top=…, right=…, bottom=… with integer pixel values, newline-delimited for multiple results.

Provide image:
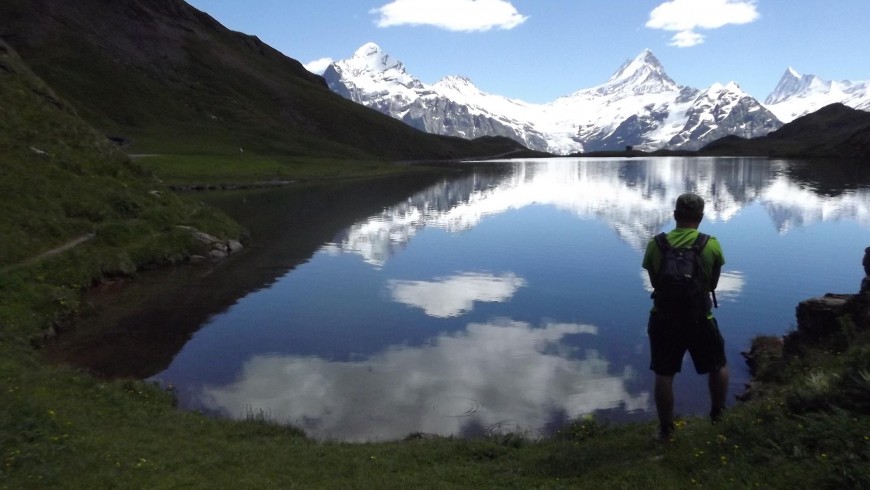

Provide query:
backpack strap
left=651, top=233, right=670, bottom=297
left=690, top=232, right=719, bottom=307
left=653, top=232, right=670, bottom=252
left=691, top=232, right=710, bottom=251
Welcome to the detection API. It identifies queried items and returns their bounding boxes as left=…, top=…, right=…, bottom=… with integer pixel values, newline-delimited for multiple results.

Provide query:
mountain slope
left=324, top=43, right=551, bottom=153
left=764, top=68, right=870, bottom=123
left=325, top=45, right=782, bottom=154
left=0, top=0, right=522, bottom=160
left=701, top=103, right=870, bottom=159
left=0, top=38, right=241, bottom=271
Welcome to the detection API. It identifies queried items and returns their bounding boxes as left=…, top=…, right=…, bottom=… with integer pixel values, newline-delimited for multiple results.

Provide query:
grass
left=132, top=153, right=412, bottom=186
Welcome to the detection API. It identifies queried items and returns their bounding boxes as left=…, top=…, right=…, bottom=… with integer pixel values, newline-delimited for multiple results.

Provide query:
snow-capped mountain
left=543, top=51, right=780, bottom=152
left=323, top=44, right=782, bottom=154
left=764, top=67, right=870, bottom=123
left=323, top=43, right=550, bottom=151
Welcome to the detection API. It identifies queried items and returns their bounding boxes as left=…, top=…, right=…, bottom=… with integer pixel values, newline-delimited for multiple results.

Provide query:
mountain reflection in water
left=151, top=157, right=869, bottom=441
left=329, top=157, right=870, bottom=263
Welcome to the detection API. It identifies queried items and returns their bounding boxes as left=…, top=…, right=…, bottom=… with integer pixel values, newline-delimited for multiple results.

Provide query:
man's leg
left=654, top=374, right=675, bottom=436
left=708, top=365, right=729, bottom=421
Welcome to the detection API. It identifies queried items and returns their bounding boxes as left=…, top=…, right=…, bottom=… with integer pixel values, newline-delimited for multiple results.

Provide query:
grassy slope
left=0, top=41, right=242, bottom=268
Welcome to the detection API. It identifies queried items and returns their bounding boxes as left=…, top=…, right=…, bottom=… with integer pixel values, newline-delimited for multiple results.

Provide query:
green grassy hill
left=0, top=39, right=239, bottom=272
left=0, top=0, right=531, bottom=162
left=0, top=36, right=248, bottom=404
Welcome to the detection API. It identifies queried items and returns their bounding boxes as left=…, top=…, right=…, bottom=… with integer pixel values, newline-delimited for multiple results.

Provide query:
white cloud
left=669, top=30, right=706, bottom=48
left=371, top=0, right=528, bottom=32
left=303, top=57, right=334, bottom=75
left=646, top=0, right=760, bottom=47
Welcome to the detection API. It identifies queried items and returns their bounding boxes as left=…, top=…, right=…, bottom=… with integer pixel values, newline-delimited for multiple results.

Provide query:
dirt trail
left=2, top=233, right=95, bottom=272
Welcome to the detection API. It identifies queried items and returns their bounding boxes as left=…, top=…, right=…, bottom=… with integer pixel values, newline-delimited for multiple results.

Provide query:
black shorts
left=647, top=312, right=727, bottom=376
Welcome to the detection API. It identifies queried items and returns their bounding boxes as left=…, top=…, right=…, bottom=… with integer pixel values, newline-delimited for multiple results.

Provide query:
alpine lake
left=47, top=157, right=870, bottom=442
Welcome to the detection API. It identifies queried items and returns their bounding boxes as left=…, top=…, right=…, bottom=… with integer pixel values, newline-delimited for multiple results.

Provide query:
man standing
left=642, top=192, right=729, bottom=441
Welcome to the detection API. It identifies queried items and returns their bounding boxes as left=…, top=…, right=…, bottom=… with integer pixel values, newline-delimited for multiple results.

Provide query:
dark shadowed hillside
left=0, top=37, right=240, bottom=273
left=0, top=0, right=528, bottom=160
left=701, top=103, right=870, bottom=159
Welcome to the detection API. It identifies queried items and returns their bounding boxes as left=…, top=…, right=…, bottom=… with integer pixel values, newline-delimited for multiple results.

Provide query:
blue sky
left=186, top=0, right=870, bottom=103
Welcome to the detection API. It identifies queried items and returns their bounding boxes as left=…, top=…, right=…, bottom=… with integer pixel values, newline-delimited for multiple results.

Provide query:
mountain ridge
left=596, top=48, right=679, bottom=96
left=764, top=67, right=870, bottom=123
left=325, top=43, right=782, bottom=154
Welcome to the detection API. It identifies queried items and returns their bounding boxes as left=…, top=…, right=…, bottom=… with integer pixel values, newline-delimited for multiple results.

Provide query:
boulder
left=794, top=294, right=850, bottom=343
left=785, top=293, right=869, bottom=356
left=192, top=231, right=221, bottom=246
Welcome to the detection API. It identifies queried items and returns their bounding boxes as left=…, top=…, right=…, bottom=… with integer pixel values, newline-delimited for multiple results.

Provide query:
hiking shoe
left=657, top=423, right=676, bottom=443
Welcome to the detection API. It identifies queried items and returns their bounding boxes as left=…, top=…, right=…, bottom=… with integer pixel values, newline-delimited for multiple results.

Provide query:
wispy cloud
left=303, top=57, right=334, bottom=75
left=646, top=0, right=760, bottom=47
left=371, top=0, right=528, bottom=32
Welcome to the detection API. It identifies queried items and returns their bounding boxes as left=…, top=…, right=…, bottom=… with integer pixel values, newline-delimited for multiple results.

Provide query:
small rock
left=192, top=231, right=220, bottom=245
left=227, top=239, right=243, bottom=253
left=209, top=249, right=228, bottom=261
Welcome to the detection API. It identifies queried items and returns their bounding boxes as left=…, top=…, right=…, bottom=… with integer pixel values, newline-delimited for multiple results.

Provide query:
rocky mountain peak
left=434, top=75, right=476, bottom=91
left=598, top=49, right=678, bottom=96
left=354, top=42, right=382, bottom=57
left=765, top=67, right=831, bottom=105
left=345, top=42, right=405, bottom=75
left=706, top=81, right=746, bottom=96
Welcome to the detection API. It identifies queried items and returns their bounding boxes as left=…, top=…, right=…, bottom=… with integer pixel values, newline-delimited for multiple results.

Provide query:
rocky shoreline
left=177, top=225, right=244, bottom=262
left=739, top=266, right=870, bottom=402
left=168, top=181, right=295, bottom=192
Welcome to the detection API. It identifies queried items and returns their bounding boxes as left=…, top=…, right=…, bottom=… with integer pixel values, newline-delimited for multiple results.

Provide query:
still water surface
left=151, top=157, right=869, bottom=441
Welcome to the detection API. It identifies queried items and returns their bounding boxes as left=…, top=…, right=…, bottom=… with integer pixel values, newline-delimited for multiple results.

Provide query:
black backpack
left=652, top=232, right=711, bottom=322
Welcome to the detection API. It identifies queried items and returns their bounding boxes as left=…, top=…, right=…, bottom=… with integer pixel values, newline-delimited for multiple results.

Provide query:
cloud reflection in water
left=199, top=319, right=648, bottom=441
left=640, top=269, right=745, bottom=302
left=389, top=272, right=527, bottom=318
